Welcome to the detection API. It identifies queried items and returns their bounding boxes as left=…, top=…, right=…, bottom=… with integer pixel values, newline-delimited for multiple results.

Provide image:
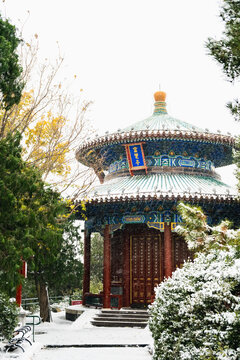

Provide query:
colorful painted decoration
left=109, top=154, right=213, bottom=174
left=125, top=143, right=147, bottom=176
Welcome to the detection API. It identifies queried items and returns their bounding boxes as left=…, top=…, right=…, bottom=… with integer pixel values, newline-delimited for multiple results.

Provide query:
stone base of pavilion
left=65, top=304, right=149, bottom=328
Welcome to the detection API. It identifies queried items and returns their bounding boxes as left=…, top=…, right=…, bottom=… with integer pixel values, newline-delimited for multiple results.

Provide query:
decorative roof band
left=154, top=101, right=167, bottom=114
left=85, top=192, right=238, bottom=204
left=76, top=130, right=235, bottom=154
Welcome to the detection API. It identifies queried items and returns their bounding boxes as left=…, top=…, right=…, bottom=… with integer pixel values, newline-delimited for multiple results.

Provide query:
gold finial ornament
left=154, top=91, right=166, bottom=102
left=153, top=91, right=167, bottom=114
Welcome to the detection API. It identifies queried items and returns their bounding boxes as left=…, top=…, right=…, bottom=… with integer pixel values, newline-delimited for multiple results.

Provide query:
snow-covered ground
left=35, top=346, right=152, bottom=360
left=1, top=306, right=153, bottom=360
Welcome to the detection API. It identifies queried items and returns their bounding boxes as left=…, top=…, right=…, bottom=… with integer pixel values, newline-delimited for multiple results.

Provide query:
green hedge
left=0, top=292, right=18, bottom=340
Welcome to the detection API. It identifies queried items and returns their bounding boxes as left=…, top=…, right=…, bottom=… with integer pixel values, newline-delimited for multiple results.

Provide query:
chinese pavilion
left=76, top=91, right=239, bottom=309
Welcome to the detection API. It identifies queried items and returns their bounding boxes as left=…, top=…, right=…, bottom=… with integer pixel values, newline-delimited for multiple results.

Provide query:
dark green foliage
left=90, top=233, right=103, bottom=293
left=0, top=132, right=35, bottom=293
left=34, top=220, right=83, bottom=297
left=227, top=98, right=240, bottom=121
left=90, top=233, right=103, bottom=283
left=0, top=292, right=18, bottom=340
left=206, top=0, right=240, bottom=191
left=0, top=132, right=65, bottom=294
left=21, top=277, right=36, bottom=299
left=206, top=0, right=240, bottom=82
left=22, top=222, right=84, bottom=299
left=0, top=133, right=83, bottom=308
left=206, top=0, right=240, bottom=121
left=0, top=15, right=24, bottom=110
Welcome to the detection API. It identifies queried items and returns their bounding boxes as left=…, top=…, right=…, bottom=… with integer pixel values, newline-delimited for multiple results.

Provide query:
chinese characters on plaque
left=124, top=143, right=147, bottom=176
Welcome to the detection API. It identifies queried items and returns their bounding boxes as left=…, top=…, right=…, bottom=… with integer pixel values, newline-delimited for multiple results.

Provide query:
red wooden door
left=131, top=234, right=162, bottom=305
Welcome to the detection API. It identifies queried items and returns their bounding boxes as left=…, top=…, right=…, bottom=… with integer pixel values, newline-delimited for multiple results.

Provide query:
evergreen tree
left=206, top=0, right=240, bottom=190
left=31, top=219, right=83, bottom=299
left=206, top=0, right=240, bottom=119
left=0, top=133, right=83, bottom=321
left=90, top=233, right=103, bottom=293
left=0, top=292, right=18, bottom=340
left=0, top=132, right=35, bottom=293
left=0, top=15, right=24, bottom=112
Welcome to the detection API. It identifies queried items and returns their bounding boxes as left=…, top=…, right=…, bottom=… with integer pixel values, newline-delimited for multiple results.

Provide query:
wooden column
left=103, top=224, right=111, bottom=308
left=164, top=223, right=172, bottom=278
left=82, top=229, right=91, bottom=305
left=123, top=232, right=130, bottom=307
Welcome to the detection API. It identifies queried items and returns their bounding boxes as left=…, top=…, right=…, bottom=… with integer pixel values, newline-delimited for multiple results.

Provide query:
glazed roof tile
left=76, top=93, right=235, bottom=167
left=122, top=113, right=204, bottom=133
left=86, top=173, right=237, bottom=203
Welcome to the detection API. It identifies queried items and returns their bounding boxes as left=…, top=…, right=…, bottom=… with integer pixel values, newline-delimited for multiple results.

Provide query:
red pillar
left=123, top=232, right=130, bottom=307
left=16, top=284, right=22, bottom=307
left=164, top=223, right=172, bottom=278
left=16, top=261, right=27, bottom=307
left=82, top=229, right=91, bottom=305
left=103, top=224, right=111, bottom=308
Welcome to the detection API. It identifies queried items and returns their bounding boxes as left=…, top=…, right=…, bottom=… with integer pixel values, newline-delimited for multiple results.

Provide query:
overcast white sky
left=1, top=0, right=239, bottom=185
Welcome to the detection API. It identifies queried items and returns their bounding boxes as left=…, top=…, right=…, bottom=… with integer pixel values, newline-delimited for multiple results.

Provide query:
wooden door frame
left=129, top=231, right=162, bottom=306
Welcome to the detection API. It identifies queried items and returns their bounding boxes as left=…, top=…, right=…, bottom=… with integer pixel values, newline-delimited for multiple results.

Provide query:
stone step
left=91, top=319, right=147, bottom=328
left=93, top=316, right=148, bottom=322
left=91, top=309, right=149, bottom=328
left=98, top=313, right=149, bottom=319
left=101, top=309, right=148, bottom=314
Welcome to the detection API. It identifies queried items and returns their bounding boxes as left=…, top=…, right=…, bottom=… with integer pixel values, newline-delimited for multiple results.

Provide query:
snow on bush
left=149, top=203, right=240, bottom=360
left=0, top=292, right=18, bottom=340
left=149, top=251, right=240, bottom=359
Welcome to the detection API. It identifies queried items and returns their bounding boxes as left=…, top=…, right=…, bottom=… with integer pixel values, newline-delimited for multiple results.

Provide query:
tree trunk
left=35, top=277, right=52, bottom=322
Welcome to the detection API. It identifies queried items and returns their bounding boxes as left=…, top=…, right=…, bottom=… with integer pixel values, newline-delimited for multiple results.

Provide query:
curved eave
left=84, top=173, right=238, bottom=205
left=76, top=129, right=235, bottom=166
left=86, top=193, right=238, bottom=205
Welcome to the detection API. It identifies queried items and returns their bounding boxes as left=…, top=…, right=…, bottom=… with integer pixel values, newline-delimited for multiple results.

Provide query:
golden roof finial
left=154, top=91, right=166, bottom=102
left=153, top=90, right=167, bottom=114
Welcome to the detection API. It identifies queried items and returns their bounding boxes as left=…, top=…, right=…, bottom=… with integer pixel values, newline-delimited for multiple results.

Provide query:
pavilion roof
left=85, top=173, right=238, bottom=204
left=122, top=113, right=204, bottom=133
left=76, top=91, right=235, bottom=168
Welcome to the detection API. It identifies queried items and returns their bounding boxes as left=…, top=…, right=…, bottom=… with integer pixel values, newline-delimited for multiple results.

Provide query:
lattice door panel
left=131, top=234, right=162, bottom=305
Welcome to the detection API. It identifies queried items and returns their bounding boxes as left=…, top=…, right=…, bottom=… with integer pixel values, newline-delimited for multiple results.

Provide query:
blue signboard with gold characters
left=125, top=143, right=147, bottom=176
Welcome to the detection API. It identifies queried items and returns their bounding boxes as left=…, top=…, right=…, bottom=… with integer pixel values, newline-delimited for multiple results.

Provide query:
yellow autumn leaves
left=25, top=109, right=71, bottom=177
left=0, top=90, right=72, bottom=179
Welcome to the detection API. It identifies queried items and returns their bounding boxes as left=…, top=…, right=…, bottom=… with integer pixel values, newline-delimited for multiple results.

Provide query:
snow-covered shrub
left=149, top=250, right=240, bottom=359
left=0, top=292, right=18, bottom=340
left=149, top=203, right=240, bottom=360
